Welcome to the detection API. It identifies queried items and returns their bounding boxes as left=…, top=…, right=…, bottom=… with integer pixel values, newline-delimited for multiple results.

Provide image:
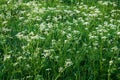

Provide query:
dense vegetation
left=0, top=0, right=120, bottom=80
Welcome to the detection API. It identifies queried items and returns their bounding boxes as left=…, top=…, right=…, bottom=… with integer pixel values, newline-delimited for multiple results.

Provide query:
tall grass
left=0, top=0, right=120, bottom=80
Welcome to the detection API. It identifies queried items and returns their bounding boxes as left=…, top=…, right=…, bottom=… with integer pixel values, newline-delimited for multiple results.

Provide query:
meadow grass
left=0, top=0, right=120, bottom=80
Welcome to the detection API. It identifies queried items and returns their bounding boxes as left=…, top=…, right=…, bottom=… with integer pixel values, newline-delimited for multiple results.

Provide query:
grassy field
left=0, top=0, right=120, bottom=80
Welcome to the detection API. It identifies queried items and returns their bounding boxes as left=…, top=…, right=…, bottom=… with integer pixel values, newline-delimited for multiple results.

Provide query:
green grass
left=0, top=0, right=120, bottom=80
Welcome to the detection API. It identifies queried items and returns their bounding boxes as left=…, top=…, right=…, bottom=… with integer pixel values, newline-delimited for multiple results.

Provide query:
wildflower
left=73, top=30, right=79, bottom=34
left=53, top=17, right=58, bottom=22
left=117, top=20, right=120, bottom=23
left=31, top=35, right=39, bottom=40
left=102, top=59, right=106, bottom=61
left=65, top=59, right=73, bottom=68
left=101, top=36, right=107, bottom=40
left=111, top=46, right=118, bottom=51
left=17, top=56, right=23, bottom=60
left=2, top=21, right=8, bottom=25
left=4, top=54, right=11, bottom=61
left=109, top=60, right=113, bottom=66
left=26, top=64, right=31, bottom=68
left=29, top=32, right=34, bottom=36
left=93, top=41, right=98, bottom=46
left=75, top=10, right=80, bottom=13
left=59, top=67, right=64, bottom=73
left=64, top=40, right=68, bottom=43
left=19, top=17, right=24, bottom=20
left=42, top=49, right=51, bottom=58
left=13, top=62, right=18, bottom=66
left=46, top=68, right=51, bottom=71
left=118, top=58, right=120, bottom=61
left=89, top=35, right=98, bottom=40
left=117, top=32, right=120, bottom=36
left=67, top=33, right=72, bottom=39
left=52, top=39, right=56, bottom=45
left=16, top=32, right=24, bottom=39
left=83, top=22, right=89, bottom=25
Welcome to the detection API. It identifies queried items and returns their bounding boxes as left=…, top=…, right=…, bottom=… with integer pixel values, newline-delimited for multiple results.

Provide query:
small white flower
left=93, top=41, right=98, bottom=46
left=31, top=35, right=39, bottom=40
left=83, top=22, right=89, bottom=25
left=13, top=62, right=18, bottom=66
left=46, top=68, right=51, bottom=71
left=102, top=59, right=106, bottom=61
left=65, top=59, right=73, bottom=67
left=64, top=40, right=68, bottom=43
left=4, top=54, right=11, bottom=61
left=73, top=30, right=79, bottom=34
left=16, top=32, right=24, bottom=39
left=42, top=49, right=51, bottom=58
left=118, top=58, right=120, bottom=61
left=2, top=21, right=8, bottom=25
left=29, top=32, right=34, bottom=36
left=67, top=34, right=72, bottom=39
left=2, top=27, right=11, bottom=32
left=101, top=36, right=107, bottom=40
left=117, top=32, right=120, bottom=35
left=17, top=56, right=24, bottom=60
left=109, top=60, right=113, bottom=66
left=59, top=67, right=64, bottom=73
left=111, top=46, right=118, bottom=51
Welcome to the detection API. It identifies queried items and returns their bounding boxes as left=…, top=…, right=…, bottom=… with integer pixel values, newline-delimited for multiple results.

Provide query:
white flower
left=64, top=40, right=68, bottom=43
left=109, top=60, right=113, bottom=66
left=102, top=59, right=106, bottom=61
left=42, top=49, right=51, bottom=58
left=83, top=22, right=89, bottom=25
left=117, top=32, right=120, bottom=35
left=52, top=39, right=56, bottom=45
left=73, top=30, right=79, bottom=34
left=2, top=21, right=8, bottom=25
left=46, top=68, right=51, bottom=71
left=67, top=34, right=72, bottom=39
left=19, top=17, right=24, bottom=20
left=17, top=56, right=23, bottom=60
left=118, top=58, right=120, bottom=61
left=75, top=10, right=80, bottom=13
left=89, top=35, right=98, bottom=40
left=31, top=35, right=39, bottom=40
left=59, top=67, right=64, bottom=73
left=53, top=17, right=58, bottom=22
left=101, top=36, right=107, bottom=40
left=4, top=54, right=11, bottom=61
left=111, top=46, right=118, bottom=51
left=65, top=59, right=73, bottom=67
left=29, top=32, right=34, bottom=36
left=2, top=27, right=11, bottom=32
left=103, top=2, right=108, bottom=6
left=13, top=62, right=18, bottom=66
left=93, top=41, right=98, bottom=46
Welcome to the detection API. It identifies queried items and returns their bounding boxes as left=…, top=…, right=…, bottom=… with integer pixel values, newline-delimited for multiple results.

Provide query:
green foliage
left=0, top=0, right=120, bottom=80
